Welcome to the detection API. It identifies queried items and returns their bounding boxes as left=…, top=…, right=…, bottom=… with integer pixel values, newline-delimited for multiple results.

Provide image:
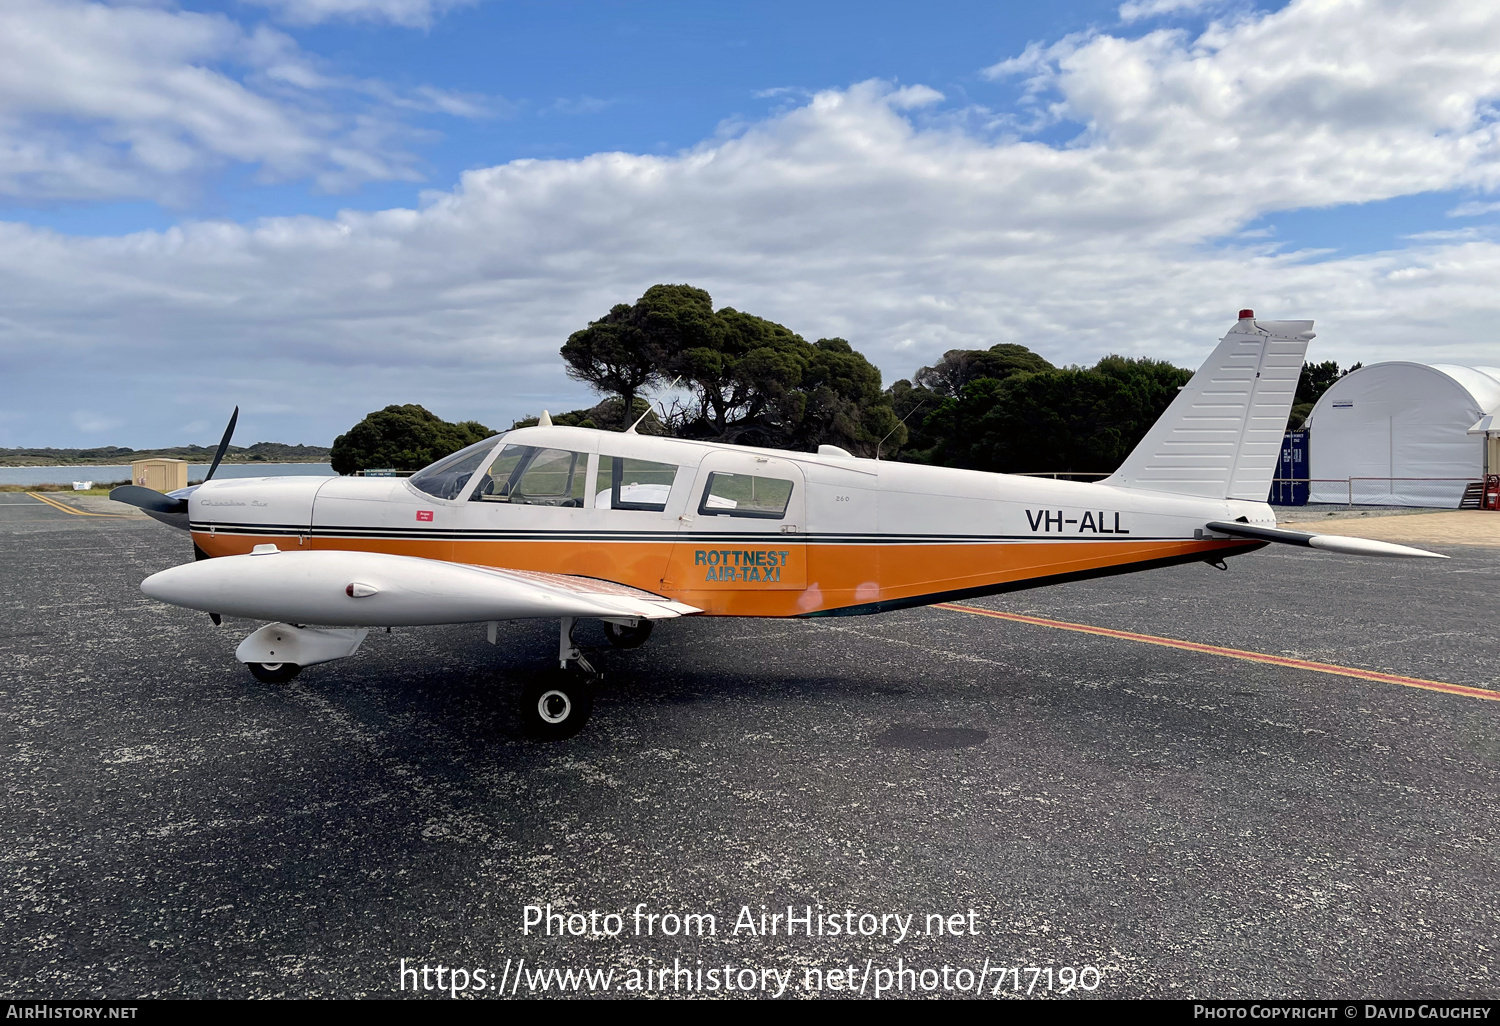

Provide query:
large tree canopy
left=892, top=353, right=1191, bottom=473
left=559, top=283, right=721, bottom=430
left=913, top=343, right=1056, bottom=397
left=555, top=287, right=1204, bottom=471
left=330, top=404, right=494, bottom=475
left=560, top=284, right=904, bottom=456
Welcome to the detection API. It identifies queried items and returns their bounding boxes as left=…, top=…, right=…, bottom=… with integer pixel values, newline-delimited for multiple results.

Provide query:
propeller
left=202, top=406, right=238, bottom=484
left=111, top=407, right=238, bottom=529
left=110, top=484, right=190, bottom=515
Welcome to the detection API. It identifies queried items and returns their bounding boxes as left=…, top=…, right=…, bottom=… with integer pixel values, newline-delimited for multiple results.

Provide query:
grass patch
left=0, top=479, right=131, bottom=495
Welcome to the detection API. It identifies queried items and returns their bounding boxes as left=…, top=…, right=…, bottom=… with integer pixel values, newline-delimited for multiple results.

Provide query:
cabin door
left=663, top=449, right=807, bottom=595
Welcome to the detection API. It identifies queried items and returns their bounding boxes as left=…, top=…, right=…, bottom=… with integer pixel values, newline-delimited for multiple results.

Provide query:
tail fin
left=1104, top=312, right=1313, bottom=500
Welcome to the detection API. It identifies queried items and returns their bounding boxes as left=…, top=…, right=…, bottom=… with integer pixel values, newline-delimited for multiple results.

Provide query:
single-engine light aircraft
left=116, top=312, right=1444, bottom=738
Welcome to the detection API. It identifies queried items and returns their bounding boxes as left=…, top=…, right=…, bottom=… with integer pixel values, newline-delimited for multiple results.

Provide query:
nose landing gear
left=521, top=670, right=594, bottom=740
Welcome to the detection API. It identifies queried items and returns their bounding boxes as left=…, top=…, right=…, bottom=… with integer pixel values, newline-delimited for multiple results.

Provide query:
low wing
left=470, top=565, right=700, bottom=618
left=1205, top=521, right=1447, bottom=559
left=140, top=548, right=701, bottom=626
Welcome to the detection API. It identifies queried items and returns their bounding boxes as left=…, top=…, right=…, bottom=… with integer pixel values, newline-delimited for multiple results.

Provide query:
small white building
left=1306, top=363, right=1500, bottom=506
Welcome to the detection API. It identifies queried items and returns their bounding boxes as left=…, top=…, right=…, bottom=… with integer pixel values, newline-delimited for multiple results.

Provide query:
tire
left=521, top=671, right=594, bottom=740
left=247, top=661, right=302, bottom=684
left=604, top=619, right=654, bottom=650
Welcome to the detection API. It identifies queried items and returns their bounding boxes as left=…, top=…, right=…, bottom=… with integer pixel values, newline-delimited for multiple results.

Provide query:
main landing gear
left=519, top=617, right=598, bottom=740
left=247, top=661, right=302, bottom=684
left=603, top=617, right=653, bottom=649
left=236, top=623, right=366, bottom=686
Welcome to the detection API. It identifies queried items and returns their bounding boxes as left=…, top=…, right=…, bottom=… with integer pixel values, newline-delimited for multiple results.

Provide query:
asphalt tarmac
left=2, top=496, right=1498, bottom=1000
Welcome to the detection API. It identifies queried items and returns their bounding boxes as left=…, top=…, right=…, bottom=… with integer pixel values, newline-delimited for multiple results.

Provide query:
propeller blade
left=204, top=406, right=239, bottom=483
left=110, top=485, right=189, bottom=515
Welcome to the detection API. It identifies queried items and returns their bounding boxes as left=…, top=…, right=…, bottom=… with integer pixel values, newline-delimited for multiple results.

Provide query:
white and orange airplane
left=116, top=312, right=1443, bottom=738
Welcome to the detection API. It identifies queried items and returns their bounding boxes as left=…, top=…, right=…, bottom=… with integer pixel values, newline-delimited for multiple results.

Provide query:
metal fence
left=1278, top=477, right=1478, bottom=508
left=1016, top=473, right=1481, bottom=509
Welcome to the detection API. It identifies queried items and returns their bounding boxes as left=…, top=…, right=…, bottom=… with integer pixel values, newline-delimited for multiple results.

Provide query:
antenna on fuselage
left=538, top=410, right=553, bottom=427
left=876, top=398, right=927, bottom=460
left=625, top=377, right=681, bottom=434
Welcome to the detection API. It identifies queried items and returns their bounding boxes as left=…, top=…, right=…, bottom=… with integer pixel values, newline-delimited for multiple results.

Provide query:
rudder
left=1104, top=312, right=1313, bottom=500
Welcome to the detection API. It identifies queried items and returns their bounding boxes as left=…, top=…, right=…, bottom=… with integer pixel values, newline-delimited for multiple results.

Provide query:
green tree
left=560, top=285, right=903, bottom=456
left=902, top=355, right=1191, bottom=473
left=1290, top=359, right=1362, bottom=429
left=782, top=337, right=906, bottom=455
left=913, top=343, right=1056, bottom=397
left=330, top=405, right=495, bottom=475
left=560, top=284, right=717, bottom=430
left=887, top=343, right=1057, bottom=462
left=511, top=397, right=667, bottom=434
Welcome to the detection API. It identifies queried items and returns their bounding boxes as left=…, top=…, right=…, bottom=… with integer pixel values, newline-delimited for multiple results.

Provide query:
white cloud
left=886, top=85, right=945, bottom=110
left=3, top=0, right=1500, bottom=447
left=1117, top=0, right=1223, bottom=24
left=0, top=0, right=488, bottom=204
left=243, top=0, right=477, bottom=29
left=1448, top=200, right=1500, bottom=217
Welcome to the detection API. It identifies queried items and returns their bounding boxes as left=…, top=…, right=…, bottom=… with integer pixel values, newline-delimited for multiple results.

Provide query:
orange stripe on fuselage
left=192, top=530, right=1251, bottom=616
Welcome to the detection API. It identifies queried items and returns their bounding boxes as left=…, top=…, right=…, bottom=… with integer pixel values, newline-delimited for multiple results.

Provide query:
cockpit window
left=471, top=444, right=589, bottom=506
left=408, top=436, right=503, bottom=501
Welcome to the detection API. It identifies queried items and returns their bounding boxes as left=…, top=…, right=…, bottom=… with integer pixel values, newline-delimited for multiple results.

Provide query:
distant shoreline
left=0, top=442, right=332, bottom=468
left=0, top=458, right=332, bottom=467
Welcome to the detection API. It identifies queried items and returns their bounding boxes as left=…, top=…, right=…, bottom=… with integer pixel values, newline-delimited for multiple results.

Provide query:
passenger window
left=471, top=445, right=587, bottom=506
left=594, top=456, right=678, bottom=511
left=698, top=473, right=793, bottom=519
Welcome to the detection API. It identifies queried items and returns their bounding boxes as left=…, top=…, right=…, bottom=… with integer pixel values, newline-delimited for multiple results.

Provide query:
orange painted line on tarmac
left=935, top=602, right=1500, bottom=703
left=26, top=492, right=131, bottom=518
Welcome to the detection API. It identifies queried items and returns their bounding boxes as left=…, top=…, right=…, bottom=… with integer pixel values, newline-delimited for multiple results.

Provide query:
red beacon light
left=1238, top=309, right=1255, bottom=320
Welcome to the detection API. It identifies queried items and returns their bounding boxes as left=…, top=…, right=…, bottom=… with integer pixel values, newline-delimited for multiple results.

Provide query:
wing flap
left=467, top=565, right=701, bottom=617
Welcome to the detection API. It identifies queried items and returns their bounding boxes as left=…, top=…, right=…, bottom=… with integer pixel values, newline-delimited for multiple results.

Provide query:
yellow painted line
left=936, top=602, right=1500, bottom=703
left=25, top=492, right=131, bottom=518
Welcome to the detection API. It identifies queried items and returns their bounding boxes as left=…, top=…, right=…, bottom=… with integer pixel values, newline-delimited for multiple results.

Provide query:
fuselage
left=186, top=426, right=1269, bottom=617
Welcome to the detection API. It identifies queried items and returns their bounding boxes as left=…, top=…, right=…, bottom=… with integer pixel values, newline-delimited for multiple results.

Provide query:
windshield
left=408, top=436, right=504, bottom=500
left=470, top=444, right=589, bottom=506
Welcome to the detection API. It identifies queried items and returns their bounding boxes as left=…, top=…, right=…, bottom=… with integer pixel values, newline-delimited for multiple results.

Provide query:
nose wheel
left=520, top=617, right=598, bottom=739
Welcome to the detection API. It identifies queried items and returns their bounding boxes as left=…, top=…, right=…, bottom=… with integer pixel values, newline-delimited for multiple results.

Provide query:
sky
left=3, top=0, right=1500, bottom=449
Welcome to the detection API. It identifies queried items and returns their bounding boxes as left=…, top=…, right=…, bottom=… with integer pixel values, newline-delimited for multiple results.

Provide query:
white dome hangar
left=1306, top=363, right=1500, bottom=507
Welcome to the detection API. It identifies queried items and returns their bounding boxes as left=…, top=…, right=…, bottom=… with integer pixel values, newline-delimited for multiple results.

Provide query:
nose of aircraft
left=186, top=475, right=326, bottom=539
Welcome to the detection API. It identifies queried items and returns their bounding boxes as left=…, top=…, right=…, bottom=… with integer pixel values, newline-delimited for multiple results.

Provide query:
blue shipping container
left=1268, top=430, right=1308, bottom=505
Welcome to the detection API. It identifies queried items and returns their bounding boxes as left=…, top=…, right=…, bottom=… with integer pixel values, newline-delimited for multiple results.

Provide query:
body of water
left=0, top=463, right=336, bottom=487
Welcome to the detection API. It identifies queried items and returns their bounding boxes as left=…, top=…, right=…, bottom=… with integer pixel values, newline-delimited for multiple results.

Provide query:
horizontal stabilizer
left=1205, top=521, right=1447, bottom=559
left=141, top=549, right=702, bottom=626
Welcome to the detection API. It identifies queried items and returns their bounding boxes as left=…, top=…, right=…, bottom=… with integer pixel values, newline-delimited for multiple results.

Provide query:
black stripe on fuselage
left=191, top=522, right=1194, bottom=545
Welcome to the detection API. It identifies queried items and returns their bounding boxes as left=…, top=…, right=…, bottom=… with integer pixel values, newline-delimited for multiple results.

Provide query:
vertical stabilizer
left=1104, top=312, right=1313, bottom=500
